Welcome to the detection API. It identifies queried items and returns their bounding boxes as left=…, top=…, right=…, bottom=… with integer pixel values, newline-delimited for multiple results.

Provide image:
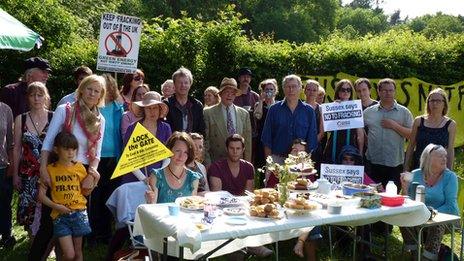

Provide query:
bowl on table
left=380, top=194, right=405, bottom=207
left=342, top=182, right=373, bottom=196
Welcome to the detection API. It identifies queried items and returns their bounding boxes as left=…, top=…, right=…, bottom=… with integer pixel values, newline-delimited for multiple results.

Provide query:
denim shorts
left=53, top=210, right=91, bottom=238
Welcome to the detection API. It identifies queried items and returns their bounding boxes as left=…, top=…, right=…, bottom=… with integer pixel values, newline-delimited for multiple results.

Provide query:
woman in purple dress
left=122, top=91, right=172, bottom=183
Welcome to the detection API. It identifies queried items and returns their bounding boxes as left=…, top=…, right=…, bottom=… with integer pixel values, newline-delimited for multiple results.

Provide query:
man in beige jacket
left=204, top=77, right=252, bottom=166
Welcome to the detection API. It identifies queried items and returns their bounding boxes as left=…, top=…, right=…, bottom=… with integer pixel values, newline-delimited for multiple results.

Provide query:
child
left=38, top=132, right=95, bottom=261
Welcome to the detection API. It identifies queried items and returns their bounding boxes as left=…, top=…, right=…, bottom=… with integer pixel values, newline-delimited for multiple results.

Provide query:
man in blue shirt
left=261, top=74, right=317, bottom=163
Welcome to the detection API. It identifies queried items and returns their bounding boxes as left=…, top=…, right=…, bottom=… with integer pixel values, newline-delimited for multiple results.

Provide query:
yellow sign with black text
left=111, top=122, right=173, bottom=179
left=301, top=72, right=464, bottom=147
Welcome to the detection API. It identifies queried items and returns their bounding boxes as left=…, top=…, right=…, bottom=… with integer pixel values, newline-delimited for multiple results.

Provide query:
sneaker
left=246, top=246, right=273, bottom=257
left=0, top=236, right=16, bottom=249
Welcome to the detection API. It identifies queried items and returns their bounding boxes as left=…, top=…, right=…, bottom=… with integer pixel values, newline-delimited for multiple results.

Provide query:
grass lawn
left=2, top=148, right=463, bottom=260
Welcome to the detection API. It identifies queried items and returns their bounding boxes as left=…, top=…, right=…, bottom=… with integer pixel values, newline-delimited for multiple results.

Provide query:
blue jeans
left=0, top=168, right=13, bottom=238
left=53, top=210, right=91, bottom=238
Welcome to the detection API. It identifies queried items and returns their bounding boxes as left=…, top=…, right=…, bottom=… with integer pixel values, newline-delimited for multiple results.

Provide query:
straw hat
left=219, top=77, right=241, bottom=96
left=133, top=91, right=169, bottom=119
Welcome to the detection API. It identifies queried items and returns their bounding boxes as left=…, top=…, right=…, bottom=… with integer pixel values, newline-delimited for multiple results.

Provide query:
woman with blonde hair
left=33, top=74, right=105, bottom=260
left=12, top=82, right=53, bottom=238
left=400, top=144, right=458, bottom=260
left=203, top=86, right=220, bottom=107
left=404, top=88, right=456, bottom=171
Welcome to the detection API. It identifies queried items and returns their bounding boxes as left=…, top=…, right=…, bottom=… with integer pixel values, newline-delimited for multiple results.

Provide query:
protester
left=203, top=86, right=220, bottom=107
left=38, top=132, right=94, bottom=261
left=160, top=79, right=174, bottom=99
left=57, top=66, right=93, bottom=106
left=145, top=132, right=200, bottom=204
left=0, top=101, right=14, bottom=248
left=404, top=88, right=456, bottom=171
left=123, top=91, right=171, bottom=182
left=187, top=133, right=209, bottom=195
left=164, top=67, right=205, bottom=135
left=354, top=78, right=378, bottom=110
left=120, top=69, right=145, bottom=111
left=253, top=79, right=278, bottom=169
left=208, top=134, right=272, bottom=259
left=400, top=144, right=459, bottom=260
left=316, top=86, right=326, bottom=104
left=12, top=82, right=53, bottom=238
left=261, top=74, right=317, bottom=164
left=208, top=134, right=254, bottom=196
left=1, top=57, right=51, bottom=117
left=89, top=74, right=124, bottom=244
left=203, top=77, right=252, bottom=165
left=323, top=79, right=364, bottom=164
left=304, top=80, right=325, bottom=173
left=233, top=67, right=259, bottom=109
left=120, top=84, right=150, bottom=138
left=32, top=75, right=104, bottom=260
left=364, top=78, right=413, bottom=188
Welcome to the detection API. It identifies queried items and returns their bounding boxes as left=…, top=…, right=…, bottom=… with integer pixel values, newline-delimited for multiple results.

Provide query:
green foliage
left=238, top=0, right=339, bottom=43
left=406, top=13, right=464, bottom=38
left=336, top=7, right=389, bottom=36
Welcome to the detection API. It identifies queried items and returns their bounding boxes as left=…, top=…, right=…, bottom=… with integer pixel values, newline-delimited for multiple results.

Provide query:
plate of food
left=223, top=207, right=246, bottom=216
left=175, top=196, right=206, bottom=211
left=287, top=178, right=318, bottom=192
left=249, top=188, right=280, bottom=206
left=283, top=198, right=318, bottom=216
left=288, top=164, right=317, bottom=176
left=194, top=222, right=210, bottom=232
left=205, top=191, right=242, bottom=207
left=248, top=203, right=283, bottom=220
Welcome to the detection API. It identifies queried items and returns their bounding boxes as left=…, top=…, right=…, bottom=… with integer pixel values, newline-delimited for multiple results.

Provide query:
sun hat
left=25, top=57, right=52, bottom=72
left=133, top=91, right=169, bottom=118
left=219, top=77, right=241, bottom=96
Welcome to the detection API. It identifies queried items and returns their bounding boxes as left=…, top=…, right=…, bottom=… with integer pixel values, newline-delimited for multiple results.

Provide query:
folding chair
left=126, top=220, right=153, bottom=260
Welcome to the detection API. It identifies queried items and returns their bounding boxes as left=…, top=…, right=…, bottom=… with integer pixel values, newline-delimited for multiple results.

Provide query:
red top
left=208, top=159, right=254, bottom=196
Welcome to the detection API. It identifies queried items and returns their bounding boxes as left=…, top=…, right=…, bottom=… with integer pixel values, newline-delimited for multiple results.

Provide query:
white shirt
left=42, top=104, right=105, bottom=164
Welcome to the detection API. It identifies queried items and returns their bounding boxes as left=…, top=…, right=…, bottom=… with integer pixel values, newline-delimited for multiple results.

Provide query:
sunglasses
left=133, top=76, right=143, bottom=81
left=340, top=88, right=352, bottom=93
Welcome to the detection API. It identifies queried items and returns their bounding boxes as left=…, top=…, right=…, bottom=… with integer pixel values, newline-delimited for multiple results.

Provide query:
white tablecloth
left=133, top=199, right=429, bottom=259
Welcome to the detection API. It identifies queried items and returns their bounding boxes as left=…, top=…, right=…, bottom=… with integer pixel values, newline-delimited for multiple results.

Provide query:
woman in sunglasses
left=404, top=88, right=456, bottom=171
left=322, top=79, right=364, bottom=164
left=120, top=69, right=145, bottom=111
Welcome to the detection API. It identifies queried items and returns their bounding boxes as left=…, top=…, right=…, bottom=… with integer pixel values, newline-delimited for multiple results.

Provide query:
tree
left=336, top=7, right=389, bottom=36
left=389, top=10, right=402, bottom=25
left=237, top=0, right=339, bottom=43
left=406, top=13, right=464, bottom=37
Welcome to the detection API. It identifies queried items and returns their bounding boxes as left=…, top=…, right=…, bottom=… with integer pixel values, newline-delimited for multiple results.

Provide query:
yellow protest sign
left=111, top=122, right=173, bottom=179
left=300, top=72, right=464, bottom=147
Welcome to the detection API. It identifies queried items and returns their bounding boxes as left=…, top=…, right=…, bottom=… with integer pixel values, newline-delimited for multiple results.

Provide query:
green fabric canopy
left=0, top=8, right=42, bottom=51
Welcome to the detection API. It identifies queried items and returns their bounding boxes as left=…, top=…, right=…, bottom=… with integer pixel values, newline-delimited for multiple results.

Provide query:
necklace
left=168, top=165, right=184, bottom=184
left=28, top=111, right=45, bottom=135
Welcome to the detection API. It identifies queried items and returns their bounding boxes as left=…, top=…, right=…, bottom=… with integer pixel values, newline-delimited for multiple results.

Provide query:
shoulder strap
left=21, top=113, right=27, bottom=132
left=444, top=118, right=452, bottom=128
left=47, top=111, right=54, bottom=122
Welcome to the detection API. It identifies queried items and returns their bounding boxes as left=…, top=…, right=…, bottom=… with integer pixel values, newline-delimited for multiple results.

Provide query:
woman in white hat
left=121, top=91, right=172, bottom=183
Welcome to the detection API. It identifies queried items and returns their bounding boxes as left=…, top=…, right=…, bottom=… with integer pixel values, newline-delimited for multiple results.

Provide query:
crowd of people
left=0, top=57, right=459, bottom=261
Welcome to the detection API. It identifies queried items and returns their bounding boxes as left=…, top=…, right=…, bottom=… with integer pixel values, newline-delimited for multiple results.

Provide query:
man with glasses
left=363, top=78, right=413, bottom=189
left=261, top=74, right=317, bottom=164
left=1, top=57, right=51, bottom=117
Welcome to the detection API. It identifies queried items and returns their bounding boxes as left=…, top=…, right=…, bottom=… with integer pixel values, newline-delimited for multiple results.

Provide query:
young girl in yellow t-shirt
left=38, top=132, right=95, bottom=261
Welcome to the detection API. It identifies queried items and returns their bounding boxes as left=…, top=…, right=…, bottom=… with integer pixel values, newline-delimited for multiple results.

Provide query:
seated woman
left=146, top=132, right=201, bottom=204
left=337, top=145, right=375, bottom=185
left=400, top=144, right=459, bottom=260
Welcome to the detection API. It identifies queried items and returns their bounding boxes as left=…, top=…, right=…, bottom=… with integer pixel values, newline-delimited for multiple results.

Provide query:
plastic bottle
left=386, top=181, right=397, bottom=196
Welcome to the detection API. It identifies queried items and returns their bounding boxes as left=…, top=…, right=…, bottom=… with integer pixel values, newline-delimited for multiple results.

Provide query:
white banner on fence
left=97, top=13, right=142, bottom=73
left=320, top=100, right=364, bottom=132
left=320, top=163, right=364, bottom=184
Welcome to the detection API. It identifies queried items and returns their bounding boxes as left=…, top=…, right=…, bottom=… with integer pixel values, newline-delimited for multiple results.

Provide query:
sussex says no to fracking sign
left=97, top=13, right=142, bottom=74
left=320, top=100, right=364, bottom=132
